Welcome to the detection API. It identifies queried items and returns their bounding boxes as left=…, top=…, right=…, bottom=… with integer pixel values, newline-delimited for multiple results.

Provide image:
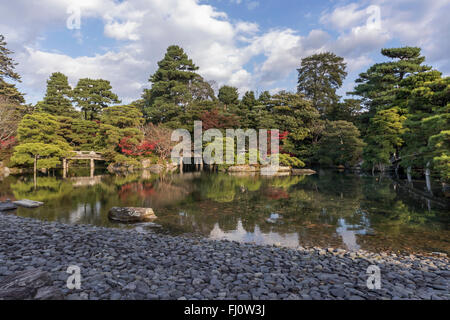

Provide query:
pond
left=0, top=169, right=449, bottom=254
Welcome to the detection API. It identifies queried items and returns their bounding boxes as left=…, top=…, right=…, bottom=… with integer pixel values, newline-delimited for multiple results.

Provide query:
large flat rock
left=13, top=199, right=44, bottom=208
left=108, top=207, right=157, bottom=223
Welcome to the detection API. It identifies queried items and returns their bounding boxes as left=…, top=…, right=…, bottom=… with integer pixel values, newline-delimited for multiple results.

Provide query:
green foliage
left=0, top=79, right=24, bottom=104
left=268, top=91, right=320, bottom=161
left=297, top=52, right=347, bottom=116
left=317, top=121, right=365, bottom=167
left=73, top=78, right=120, bottom=120
left=11, top=143, right=69, bottom=169
left=363, top=107, right=406, bottom=170
left=218, top=85, right=239, bottom=106
left=36, top=72, right=78, bottom=117
left=0, top=35, right=24, bottom=103
left=69, top=119, right=99, bottom=150
left=113, top=154, right=141, bottom=168
left=17, top=112, right=70, bottom=147
left=11, top=112, right=71, bottom=169
left=143, top=45, right=215, bottom=126
left=327, top=99, right=362, bottom=123
left=101, top=105, right=144, bottom=129
left=278, top=154, right=305, bottom=168
left=351, top=47, right=430, bottom=115
left=0, top=35, right=21, bottom=82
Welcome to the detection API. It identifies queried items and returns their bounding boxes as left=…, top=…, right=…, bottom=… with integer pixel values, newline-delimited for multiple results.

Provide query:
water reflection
left=210, top=220, right=300, bottom=248
left=0, top=170, right=448, bottom=254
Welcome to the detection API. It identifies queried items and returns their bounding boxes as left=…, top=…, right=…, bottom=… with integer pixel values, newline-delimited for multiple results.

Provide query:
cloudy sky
left=1, top=0, right=449, bottom=104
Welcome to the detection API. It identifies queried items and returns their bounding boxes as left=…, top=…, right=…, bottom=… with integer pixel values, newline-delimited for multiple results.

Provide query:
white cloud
left=0, top=0, right=449, bottom=104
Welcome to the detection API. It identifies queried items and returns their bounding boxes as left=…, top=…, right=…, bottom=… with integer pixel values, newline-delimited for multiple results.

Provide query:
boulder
left=0, top=162, right=10, bottom=178
left=227, top=165, right=259, bottom=173
left=291, top=169, right=317, bottom=175
left=0, top=269, right=63, bottom=300
left=13, top=199, right=44, bottom=208
left=108, top=207, right=157, bottom=223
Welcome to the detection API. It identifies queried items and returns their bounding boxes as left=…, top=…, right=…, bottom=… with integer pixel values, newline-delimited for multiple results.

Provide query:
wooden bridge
left=63, top=151, right=105, bottom=178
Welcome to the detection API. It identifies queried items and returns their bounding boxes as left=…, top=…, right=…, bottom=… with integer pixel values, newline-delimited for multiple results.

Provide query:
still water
left=0, top=169, right=449, bottom=254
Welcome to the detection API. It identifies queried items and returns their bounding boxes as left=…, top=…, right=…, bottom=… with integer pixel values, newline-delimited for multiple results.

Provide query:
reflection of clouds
left=69, top=203, right=89, bottom=224
left=336, top=218, right=360, bottom=251
left=209, top=219, right=299, bottom=248
left=69, top=201, right=101, bottom=224
left=336, top=210, right=373, bottom=251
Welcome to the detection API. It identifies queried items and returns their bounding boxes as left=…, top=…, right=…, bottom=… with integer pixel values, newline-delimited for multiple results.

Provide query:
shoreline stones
left=108, top=207, right=157, bottom=223
left=0, top=269, right=63, bottom=300
left=0, top=213, right=448, bottom=301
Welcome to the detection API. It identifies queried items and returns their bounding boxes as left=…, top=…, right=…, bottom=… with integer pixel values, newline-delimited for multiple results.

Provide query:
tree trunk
left=425, top=162, right=433, bottom=195
left=407, top=166, right=412, bottom=183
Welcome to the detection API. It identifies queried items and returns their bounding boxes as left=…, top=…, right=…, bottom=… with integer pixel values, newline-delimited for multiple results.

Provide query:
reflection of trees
left=360, top=176, right=437, bottom=229
left=2, top=169, right=448, bottom=254
left=11, top=177, right=73, bottom=202
left=269, top=175, right=306, bottom=190
left=201, top=174, right=262, bottom=203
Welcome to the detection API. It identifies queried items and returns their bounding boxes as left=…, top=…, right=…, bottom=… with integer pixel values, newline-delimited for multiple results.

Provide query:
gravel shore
left=0, top=213, right=448, bottom=300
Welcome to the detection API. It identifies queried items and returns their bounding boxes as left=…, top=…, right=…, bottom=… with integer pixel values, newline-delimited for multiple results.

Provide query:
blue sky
left=1, top=0, right=449, bottom=104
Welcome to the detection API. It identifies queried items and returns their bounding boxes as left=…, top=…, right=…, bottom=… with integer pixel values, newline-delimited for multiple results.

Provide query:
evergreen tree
left=218, top=85, right=239, bottom=107
left=69, top=119, right=99, bottom=150
left=0, top=35, right=24, bottom=103
left=36, top=72, right=78, bottom=117
left=399, top=73, right=450, bottom=183
left=317, top=121, right=365, bottom=167
left=73, top=78, right=120, bottom=120
left=398, top=71, right=442, bottom=170
left=351, top=47, right=432, bottom=172
left=143, top=45, right=214, bottom=126
left=268, top=91, right=320, bottom=160
left=11, top=113, right=71, bottom=170
left=241, top=91, right=257, bottom=108
left=351, top=47, right=431, bottom=116
left=297, top=52, right=347, bottom=117
left=327, top=99, right=362, bottom=123
left=258, top=91, right=271, bottom=105
left=363, top=107, right=406, bottom=172
left=101, top=105, right=144, bottom=129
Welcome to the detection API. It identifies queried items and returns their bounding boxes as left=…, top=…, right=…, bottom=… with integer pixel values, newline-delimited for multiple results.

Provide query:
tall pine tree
left=37, top=72, right=79, bottom=117
left=142, top=45, right=214, bottom=127
left=73, top=78, right=120, bottom=120
left=0, top=34, right=24, bottom=104
left=297, top=52, right=347, bottom=117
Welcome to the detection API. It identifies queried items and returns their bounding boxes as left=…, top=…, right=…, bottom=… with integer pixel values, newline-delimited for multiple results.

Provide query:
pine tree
left=297, top=52, right=347, bottom=117
left=317, top=120, right=365, bottom=167
left=363, top=107, right=406, bottom=172
left=37, top=72, right=79, bottom=117
left=0, top=34, right=24, bottom=103
left=73, top=78, right=120, bottom=120
left=11, top=113, right=71, bottom=170
left=143, top=45, right=214, bottom=126
left=351, top=47, right=431, bottom=116
left=351, top=47, right=432, bottom=172
left=218, top=85, right=239, bottom=107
